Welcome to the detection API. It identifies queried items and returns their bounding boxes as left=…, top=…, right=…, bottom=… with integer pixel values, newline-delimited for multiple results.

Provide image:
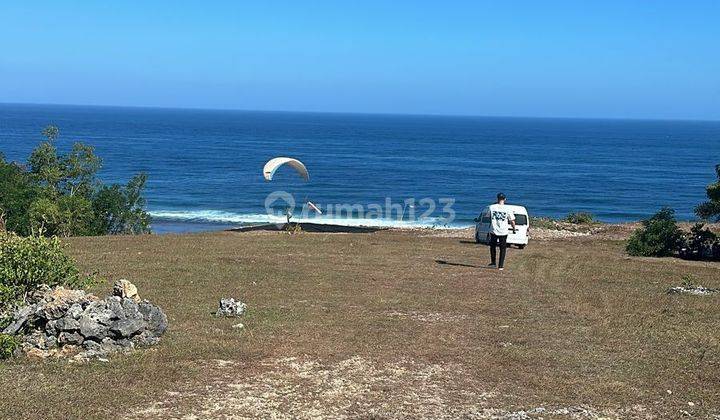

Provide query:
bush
left=563, top=212, right=596, bottom=224
left=0, top=126, right=151, bottom=237
left=626, top=207, right=684, bottom=257
left=0, top=232, right=94, bottom=307
left=0, top=334, right=19, bottom=359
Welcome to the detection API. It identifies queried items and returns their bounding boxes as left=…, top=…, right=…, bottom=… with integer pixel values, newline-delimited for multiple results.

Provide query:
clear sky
left=1, top=1, right=718, bottom=120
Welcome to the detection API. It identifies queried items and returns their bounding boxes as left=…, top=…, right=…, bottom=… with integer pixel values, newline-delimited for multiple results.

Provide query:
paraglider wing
left=263, top=157, right=309, bottom=181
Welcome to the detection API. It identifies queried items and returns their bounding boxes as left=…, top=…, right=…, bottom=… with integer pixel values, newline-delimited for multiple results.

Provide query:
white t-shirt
left=489, top=204, right=516, bottom=236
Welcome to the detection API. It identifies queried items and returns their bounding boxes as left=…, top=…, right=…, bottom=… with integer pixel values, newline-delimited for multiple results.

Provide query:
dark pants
left=489, top=234, right=508, bottom=268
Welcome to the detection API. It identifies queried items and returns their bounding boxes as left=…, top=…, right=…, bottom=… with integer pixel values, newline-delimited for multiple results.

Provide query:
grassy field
left=1, top=228, right=719, bottom=418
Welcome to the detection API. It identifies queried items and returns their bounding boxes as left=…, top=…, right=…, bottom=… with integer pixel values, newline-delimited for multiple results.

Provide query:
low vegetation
left=0, top=333, right=19, bottom=359
left=529, top=216, right=560, bottom=230
left=0, top=231, right=95, bottom=329
left=0, top=125, right=151, bottom=237
left=563, top=211, right=596, bottom=224
left=530, top=212, right=600, bottom=233
left=626, top=207, right=684, bottom=257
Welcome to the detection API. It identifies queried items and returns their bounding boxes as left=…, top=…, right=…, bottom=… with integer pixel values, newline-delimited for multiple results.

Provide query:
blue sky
left=1, top=1, right=718, bottom=119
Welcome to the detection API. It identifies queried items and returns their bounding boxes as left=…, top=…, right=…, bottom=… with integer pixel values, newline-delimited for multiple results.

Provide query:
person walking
left=488, top=193, right=516, bottom=271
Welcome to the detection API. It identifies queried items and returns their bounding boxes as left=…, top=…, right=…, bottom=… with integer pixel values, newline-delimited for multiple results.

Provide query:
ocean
left=1, top=103, right=719, bottom=233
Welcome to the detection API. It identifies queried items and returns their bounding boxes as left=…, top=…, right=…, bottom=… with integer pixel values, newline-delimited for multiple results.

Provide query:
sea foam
left=149, top=209, right=469, bottom=229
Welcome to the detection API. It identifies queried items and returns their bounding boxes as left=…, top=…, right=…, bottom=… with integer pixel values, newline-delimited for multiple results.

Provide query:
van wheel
left=518, top=244, right=526, bottom=249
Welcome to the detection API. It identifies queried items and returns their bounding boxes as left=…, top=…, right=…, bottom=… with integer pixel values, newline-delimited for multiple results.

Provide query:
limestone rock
left=79, top=317, right=110, bottom=341
left=113, top=279, right=140, bottom=302
left=45, top=319, right=59, bottom=336
left=54, top=344, right=80, bottom=358
left=56, top=316, right=80, bottom=332
left=26, top=347, right=50, bottom=361
left=82, top=339, right=101, bottom=351
left=67, top=303, right=84, bottom=319
left=2, top=305, right=35, bottom=335
left=41, top=287, right=96, bottom=319
left=58, top=331, right=84, bottom=346
left=139, top=301, right=168, bottom=336
left=216, top=298, right=247, bottom=317
left=111, top=317, right=145, bottom=337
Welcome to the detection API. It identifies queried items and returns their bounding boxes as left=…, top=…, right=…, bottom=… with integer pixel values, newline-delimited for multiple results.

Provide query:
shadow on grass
left=435, top=259, right=478, bottom=268
left=435, top=259, right=500, bottom=269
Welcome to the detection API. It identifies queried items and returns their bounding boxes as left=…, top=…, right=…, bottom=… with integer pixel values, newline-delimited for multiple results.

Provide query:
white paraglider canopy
left=263, top=157, right=309, bottom=181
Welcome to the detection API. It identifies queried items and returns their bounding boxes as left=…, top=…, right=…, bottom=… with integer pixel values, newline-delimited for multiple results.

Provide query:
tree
left=0, top=126, right=152, bottom=237
left=695, top=164, right=720, bottom=221
left=0, top=155, right=39, bottom=236
left=92, top=173, right=151, bottom=235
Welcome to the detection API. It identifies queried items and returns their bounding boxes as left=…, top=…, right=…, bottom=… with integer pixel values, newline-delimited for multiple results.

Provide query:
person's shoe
left=488, top=263, right=496, bottom=268
left=498, top=267, right=504, bottom=271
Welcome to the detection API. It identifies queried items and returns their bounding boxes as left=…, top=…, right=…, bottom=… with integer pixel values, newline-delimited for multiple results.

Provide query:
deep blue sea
left=1, top=103, right=719, bottom=233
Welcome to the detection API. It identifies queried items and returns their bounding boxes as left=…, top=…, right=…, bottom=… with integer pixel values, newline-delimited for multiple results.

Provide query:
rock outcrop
left=2, top=281, right=167, bottom=361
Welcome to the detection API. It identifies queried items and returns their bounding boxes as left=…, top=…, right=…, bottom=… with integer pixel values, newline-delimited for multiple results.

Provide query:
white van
left=474, top=205, right=530, bottom=248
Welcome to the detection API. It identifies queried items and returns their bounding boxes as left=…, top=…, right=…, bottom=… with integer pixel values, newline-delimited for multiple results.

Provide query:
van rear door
left=507, top=212, right=529, bottom=244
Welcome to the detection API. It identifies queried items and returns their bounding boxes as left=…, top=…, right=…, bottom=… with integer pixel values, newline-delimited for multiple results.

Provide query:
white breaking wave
left=149, top=209, right=469, bottom=229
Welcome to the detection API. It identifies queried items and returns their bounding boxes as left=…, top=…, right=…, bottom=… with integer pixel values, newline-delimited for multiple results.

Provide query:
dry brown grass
left=0, top=229, right=718, bottom=418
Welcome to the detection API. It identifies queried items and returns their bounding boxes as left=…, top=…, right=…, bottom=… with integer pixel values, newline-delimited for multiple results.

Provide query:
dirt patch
left=128, top=356, right=649, bottom=419
left=128, top=356, right=491, bottom=418
left=384, top=310, right=468, bottom=322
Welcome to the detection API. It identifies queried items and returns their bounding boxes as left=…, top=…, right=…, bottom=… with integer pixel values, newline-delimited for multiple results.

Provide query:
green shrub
left=0, top=232, right=94, bottom=306
left=626, top=207, right=684, bottom=257
left=563, top=211, right=596, bottom=224
left=0, top=334, right=19, bottom=359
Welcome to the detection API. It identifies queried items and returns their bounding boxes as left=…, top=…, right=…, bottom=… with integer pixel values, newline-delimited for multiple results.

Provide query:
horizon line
left=1, top=101, right=719, bottom=124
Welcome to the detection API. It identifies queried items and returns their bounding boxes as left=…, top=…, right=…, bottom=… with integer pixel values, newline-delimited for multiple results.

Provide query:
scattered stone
left=216, top=298, right=247, bottom=317
left=232, top=323, right=245, bottom=329
left=113, top=279, right=140, bottom=302
left=2, top=284, right=167, bottom=361
left=667, top=285, right=718, bottom=296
